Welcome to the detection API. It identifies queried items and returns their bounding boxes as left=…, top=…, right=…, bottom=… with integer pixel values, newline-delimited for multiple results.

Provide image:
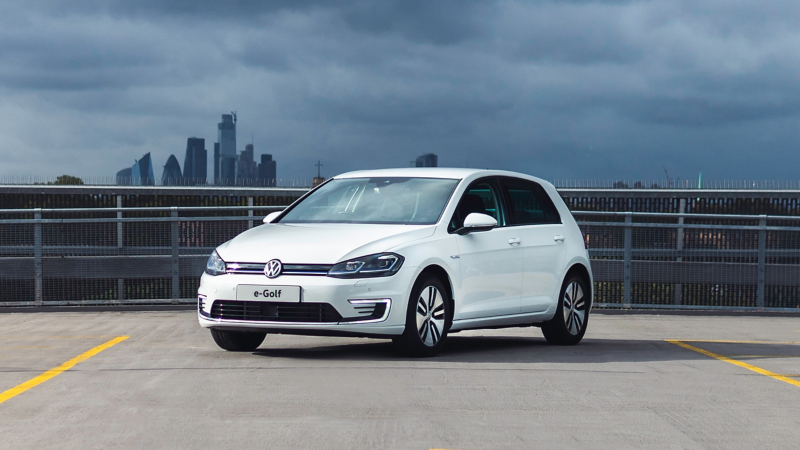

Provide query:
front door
left=451, top=178, right=523, bottom=319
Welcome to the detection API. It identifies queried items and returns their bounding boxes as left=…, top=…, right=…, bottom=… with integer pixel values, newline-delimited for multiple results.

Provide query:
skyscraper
left=183, top=137, right=207, bottom=185
left=161, top=154, right=183, bottom=186
left=237, top=143, right=259, bottom=185
left=415, top=153, right=438, bottom=167
left=116, top=168, right=132, bottom=185
left=130, top=152, right=155, bottom=185
left=259, top=154, right=277, bottom=187
left=213, top=143, right=220, bottom=184
left=217, top=113, right=236, bottom=185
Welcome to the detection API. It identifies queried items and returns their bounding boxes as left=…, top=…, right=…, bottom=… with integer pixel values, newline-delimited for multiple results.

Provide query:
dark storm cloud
left=1, top=0, right=799, bottom=181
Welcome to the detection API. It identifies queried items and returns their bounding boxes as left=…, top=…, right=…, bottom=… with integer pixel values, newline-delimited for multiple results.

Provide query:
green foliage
left=49, top=175, right=84, bottom=185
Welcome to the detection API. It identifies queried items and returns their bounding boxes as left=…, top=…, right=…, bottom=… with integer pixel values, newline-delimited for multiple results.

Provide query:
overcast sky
left=1, top=0, right=799, bottom=183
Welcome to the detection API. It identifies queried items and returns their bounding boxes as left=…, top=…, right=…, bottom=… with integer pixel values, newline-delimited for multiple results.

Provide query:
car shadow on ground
left=251, top=335, right=721, bottom=364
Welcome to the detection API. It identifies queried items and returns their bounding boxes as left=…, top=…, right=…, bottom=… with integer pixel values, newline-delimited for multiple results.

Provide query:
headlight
left=205, top=250, right=227, bottom=276
left=328, top=253, right=404, bottom=278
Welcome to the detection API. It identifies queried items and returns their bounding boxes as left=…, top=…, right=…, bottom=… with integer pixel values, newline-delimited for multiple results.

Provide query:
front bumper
left=197, top=268, right=415, bottom=337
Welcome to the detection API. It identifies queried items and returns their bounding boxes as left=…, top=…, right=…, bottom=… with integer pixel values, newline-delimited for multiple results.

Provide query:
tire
left=541, top=275, right=590, bottom=345
left=393, top=274, right=451, bottom=357
left=210, top=329, right=267, bottom=351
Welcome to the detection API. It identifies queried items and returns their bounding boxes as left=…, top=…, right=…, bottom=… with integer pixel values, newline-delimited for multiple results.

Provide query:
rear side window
left=500, top=178, right=561, bottom=225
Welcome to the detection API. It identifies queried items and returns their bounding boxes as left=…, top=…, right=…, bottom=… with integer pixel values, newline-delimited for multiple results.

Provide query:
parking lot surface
left=1, top=310, right=799, bottom=450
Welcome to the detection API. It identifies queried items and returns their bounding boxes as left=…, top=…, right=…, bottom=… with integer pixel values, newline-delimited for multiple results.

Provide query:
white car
left=198, top=168, right=592, bottom=356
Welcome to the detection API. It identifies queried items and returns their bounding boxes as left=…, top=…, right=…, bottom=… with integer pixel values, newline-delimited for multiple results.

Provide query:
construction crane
left=663, top=166, right=673, bottom=188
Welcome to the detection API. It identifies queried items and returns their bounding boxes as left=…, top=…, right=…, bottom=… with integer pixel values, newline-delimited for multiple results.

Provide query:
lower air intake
left=209, top=300, right=343, bottom=323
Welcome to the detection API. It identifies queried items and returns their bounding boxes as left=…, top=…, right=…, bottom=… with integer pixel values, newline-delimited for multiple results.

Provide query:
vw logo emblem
left=264, top=259, right=282, bottom=278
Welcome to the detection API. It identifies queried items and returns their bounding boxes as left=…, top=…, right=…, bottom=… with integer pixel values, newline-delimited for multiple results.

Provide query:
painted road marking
left=673, top=339, right=800, bottom=345
left=0, top=336, right=128, bottom=405
left=667, top=340, right=800, bottom=388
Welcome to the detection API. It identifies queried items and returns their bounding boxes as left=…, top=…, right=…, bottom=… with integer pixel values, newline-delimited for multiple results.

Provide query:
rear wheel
left=210, top=329, right=267, bottom=351
left=541, top=275, right=590, bottom=345
left=393, top=274, right=450, bottom=357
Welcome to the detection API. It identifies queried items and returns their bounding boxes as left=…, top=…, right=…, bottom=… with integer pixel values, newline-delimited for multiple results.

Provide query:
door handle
left=553, top=235, right=565, bottom=242
left=508, top=238, right=521, bottom=245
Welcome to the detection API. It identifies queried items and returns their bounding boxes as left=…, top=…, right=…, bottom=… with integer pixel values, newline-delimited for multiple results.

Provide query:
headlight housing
left=328, top=253, right=404, bottom=278
left=205, top=250, right=227, bottom=276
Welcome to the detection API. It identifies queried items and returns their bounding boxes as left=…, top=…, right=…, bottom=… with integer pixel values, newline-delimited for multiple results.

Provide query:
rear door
left=451, top=177, right=523, bottom=319
left=499, top=177, right=566, bottom=313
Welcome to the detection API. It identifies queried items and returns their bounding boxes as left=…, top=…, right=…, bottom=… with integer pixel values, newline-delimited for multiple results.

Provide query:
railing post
left=674, top=199, right=685, bottom=305
left=248, top=196, right=254, bottom=229
left=623, top=212, right=632, bottom=307
left=117, top=195, right=124, bottom=302
left=757, top=215, right=767, bottom=309
left=171, top=207, right=180, bottom=303
left=34, top=208, right=43, bottom=306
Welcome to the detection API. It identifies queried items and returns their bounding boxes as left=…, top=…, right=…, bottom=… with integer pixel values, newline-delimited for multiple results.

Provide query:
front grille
left=210, top=300, right=343, bottom=323
left=226, top=263, right=333, bottom=276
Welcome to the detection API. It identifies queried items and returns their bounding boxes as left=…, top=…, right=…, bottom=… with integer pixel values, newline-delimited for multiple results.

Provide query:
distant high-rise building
left=161, top=154, right=182, bottom=186
left=116, top=168, right=132, bottom=185
left=125, top=152, right=155, bottom=186
left=213, top=143, right=220, bottom=183
left=237, top=143, right=259, bottom=185
left=217, top=113, right=237, bottom=185
left=259, top=154, right=277, bottom=187
left=183, top=137, right=207, bottom=185
left=415, top=153, right=438, bottom=167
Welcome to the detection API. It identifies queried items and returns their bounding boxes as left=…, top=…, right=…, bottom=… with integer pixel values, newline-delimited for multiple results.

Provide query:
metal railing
left=572, top=211, right=800, bottom=311
left=0, top=206, right=284, bottom=307
left=1, top=207, right=799, bottom=311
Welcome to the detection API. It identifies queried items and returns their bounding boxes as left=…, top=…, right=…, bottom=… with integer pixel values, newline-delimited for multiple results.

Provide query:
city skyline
left=115, top=113, right=286, bottom=186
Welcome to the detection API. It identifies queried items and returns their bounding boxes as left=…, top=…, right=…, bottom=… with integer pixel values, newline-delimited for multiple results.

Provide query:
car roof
left=334, top=167, right=550, bottom=185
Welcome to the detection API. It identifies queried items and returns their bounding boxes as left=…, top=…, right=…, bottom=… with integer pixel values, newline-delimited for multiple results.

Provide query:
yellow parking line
left=0, top=336, right=128, bottom=405
left=672, top=339, right=800, bottom=345
left=667, top=340, right=800, bottom=388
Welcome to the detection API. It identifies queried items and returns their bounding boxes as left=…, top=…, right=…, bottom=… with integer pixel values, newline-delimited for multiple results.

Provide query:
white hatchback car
left=199, top=168, right=592, bottom=356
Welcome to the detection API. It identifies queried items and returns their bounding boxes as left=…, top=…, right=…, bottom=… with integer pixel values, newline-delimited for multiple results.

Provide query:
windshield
left=278, top=177, right=459, bottom=225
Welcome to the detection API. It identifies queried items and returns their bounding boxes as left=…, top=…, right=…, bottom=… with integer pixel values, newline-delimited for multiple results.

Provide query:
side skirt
left=449, top=311, right=553, bottom=332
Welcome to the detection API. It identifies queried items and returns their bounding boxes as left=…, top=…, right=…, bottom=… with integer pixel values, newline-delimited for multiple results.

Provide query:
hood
left=216, top=223, right=435, bottom=264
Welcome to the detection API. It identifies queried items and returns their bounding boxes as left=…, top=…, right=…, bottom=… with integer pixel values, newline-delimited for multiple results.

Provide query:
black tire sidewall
left=542, top=275, right=590, bottom=345
left=210, top=329, right=266, bottom=351
left=399, top=274, right=450, bottom=357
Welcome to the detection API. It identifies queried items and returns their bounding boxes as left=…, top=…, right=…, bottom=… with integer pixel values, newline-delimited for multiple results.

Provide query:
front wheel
left=210, top=329, right=267, bottom=351
left=393, top=274, right=450, bottom=357
left=541, top=275, right=590, bottom=345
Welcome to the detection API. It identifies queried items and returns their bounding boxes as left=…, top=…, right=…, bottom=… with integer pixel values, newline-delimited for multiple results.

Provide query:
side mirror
left=262, top=211, right=283, bottom=224
left=456, top=213, right=497, bottom=235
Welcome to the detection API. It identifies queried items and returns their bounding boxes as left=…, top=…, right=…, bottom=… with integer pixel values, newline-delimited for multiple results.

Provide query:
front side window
left=448, top=178, right=507, bottom=232
left=500, top=178, right=561, bottom=225
left=278, top=177, right=459, bottom=225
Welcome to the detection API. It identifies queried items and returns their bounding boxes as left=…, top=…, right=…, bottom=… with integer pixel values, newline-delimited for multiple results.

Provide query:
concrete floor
left=1, top=311, right=799, bottom=450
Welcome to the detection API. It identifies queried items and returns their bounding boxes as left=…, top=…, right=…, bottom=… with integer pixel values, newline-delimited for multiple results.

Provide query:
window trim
left=497, top=176, right=562, bottom=226
left=447, top=177, right=509, bottom=234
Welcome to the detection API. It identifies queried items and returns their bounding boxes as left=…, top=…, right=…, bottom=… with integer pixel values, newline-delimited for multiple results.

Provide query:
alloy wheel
left=562, top=281, right=586, bottom=335
left=415, top=285, right=445, bottom=347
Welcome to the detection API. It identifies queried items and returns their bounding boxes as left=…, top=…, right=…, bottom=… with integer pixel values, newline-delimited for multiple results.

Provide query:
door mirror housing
left=263, top=211, right=283, bottom=224
left=456, top=213, right=497, bottom=235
